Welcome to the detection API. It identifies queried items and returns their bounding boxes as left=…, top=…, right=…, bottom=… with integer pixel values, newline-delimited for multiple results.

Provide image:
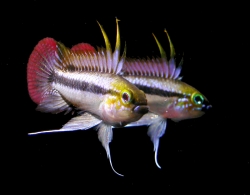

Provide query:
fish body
left=27, top=19, right=148, bottom=176
left=123, top=75, right=208, bottom=121
left=121, top=30, right=212, bottom=168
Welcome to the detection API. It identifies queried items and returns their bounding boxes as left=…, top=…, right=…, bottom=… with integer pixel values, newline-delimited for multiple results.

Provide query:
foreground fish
left=27, top=19, right=148, bottom=176
left=120, top=30, right=212, bottom=168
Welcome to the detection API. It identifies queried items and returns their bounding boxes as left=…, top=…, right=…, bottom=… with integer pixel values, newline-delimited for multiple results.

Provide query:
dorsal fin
left=122, top=30, right=182, bottom=80
left=71, top=43, right=96, bottom=52
left=54, top=19, right=125, bottom=74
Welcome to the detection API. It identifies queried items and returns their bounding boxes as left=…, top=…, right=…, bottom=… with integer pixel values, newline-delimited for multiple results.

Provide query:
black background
left=3, top=1, right=249, bottom=194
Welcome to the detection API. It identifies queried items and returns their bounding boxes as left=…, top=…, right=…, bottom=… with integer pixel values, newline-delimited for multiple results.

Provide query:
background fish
left=27, top=19, right=148, bottom=176
left=120, top=30, right=212, bottom=168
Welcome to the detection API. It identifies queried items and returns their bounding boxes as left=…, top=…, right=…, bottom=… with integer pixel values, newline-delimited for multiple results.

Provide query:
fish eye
left=121, top=90, right=133, bottom=104
left=192, top=93, right=204, bottom=105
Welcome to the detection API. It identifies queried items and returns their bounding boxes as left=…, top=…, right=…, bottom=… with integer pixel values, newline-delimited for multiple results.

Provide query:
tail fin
left=27, top=38, right=72, bottom=114
left=27, top=38, right=57, bottom=104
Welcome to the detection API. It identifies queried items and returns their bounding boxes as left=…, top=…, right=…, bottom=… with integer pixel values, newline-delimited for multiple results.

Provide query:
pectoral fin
left=97, top=123, right=123, bottom=177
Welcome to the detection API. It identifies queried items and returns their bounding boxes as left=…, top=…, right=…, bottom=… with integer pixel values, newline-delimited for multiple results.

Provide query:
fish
left=119, top=29, right=212, bottom=169
left=27, top=19, right=148, bottom=176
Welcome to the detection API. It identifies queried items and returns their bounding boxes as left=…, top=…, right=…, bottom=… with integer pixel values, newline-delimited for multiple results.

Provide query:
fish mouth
left=133, top=105, right=148, bottom=114
left=202, top=103, right=212, bottom=112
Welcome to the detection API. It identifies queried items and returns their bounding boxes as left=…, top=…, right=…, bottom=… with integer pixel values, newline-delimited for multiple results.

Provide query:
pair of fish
left=27, top=19, right=211, bottom=176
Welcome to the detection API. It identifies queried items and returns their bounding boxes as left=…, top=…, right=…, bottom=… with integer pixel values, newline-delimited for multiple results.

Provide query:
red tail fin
left=27, top=38, right=57, bottom=104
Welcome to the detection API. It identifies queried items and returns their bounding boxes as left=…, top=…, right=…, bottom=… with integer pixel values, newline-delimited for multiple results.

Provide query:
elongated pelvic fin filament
left=154, top=142, right=161, bottom=169
left=108, top=153, right=124, bottom=177
left=28, top=129, right=80, bottom=135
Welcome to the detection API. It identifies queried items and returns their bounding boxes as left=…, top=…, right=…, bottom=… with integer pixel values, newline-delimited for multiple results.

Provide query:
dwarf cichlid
left=120, top=30, right=212, bottom=168
left=27, top=19, right=148, bottom=176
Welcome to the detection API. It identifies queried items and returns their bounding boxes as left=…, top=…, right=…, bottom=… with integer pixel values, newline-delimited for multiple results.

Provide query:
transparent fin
left=28, top=112, right=102, bottom=135
left=124, top=112, right=159, bottom=127
left=147, top=117, right=167, bottom=169
left=97, top=123, right=124, bottom=177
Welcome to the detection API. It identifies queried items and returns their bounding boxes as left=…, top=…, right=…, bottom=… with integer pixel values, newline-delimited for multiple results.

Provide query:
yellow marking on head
left=105, top=95, right=122, bottom=111
left=110, top=79, right=136, bottom=107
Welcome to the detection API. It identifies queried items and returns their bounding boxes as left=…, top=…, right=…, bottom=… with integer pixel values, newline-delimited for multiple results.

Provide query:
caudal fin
left=27, top=38, right=72, bottom=114
left=27, top=38, right=57, bottom=104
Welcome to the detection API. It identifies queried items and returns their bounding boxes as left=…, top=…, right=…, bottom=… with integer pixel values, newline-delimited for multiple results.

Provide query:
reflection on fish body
left=121, top=30, right=212, bottom=168
left=27, top=19, right=148, bottom=176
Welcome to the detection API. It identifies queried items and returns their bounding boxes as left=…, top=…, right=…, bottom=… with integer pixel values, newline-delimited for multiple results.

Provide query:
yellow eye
left=192, top=93, right=204, bottom=105
left=121, top=90, right=133, bottom=104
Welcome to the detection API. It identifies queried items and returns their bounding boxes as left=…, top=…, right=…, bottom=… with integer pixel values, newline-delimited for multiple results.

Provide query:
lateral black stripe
left=53, top=72, right=111, bottom=95
left=135, top=84, right=188, bottom=98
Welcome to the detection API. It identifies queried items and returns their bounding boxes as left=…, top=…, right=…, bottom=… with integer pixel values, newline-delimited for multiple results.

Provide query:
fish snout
left=202, top=99, right=212, bottom=112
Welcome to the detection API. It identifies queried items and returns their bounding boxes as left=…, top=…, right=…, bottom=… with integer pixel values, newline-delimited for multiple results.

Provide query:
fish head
left=169, top=82, right=212, bottom=122
left=102, top=76, right=148, bottom=127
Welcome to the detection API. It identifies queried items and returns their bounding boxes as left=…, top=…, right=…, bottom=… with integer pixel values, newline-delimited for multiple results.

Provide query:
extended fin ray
left=152, top=33, right=167, bottom=60
left=28, top=113, right=102, bottom=135
left=122, top=29, right=182, bottom=80
left=97, top=20, right=112, bottom=72
left=54, top=20, right=124, bottom=75
left=147, top=117, right=167, bottom=169
left=164, top=29, right=176, bottom=59
left=97, top=123, right=124, bottom=177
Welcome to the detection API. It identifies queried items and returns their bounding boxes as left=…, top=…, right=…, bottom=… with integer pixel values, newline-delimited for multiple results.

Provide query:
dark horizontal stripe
left=135, top=84, right=187, bottom=98
left=53, top=72, right=111, bottom=95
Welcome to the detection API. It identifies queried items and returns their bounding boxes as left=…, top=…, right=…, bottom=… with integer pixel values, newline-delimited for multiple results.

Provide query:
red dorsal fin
left=71, top=43, right=96, bottom=53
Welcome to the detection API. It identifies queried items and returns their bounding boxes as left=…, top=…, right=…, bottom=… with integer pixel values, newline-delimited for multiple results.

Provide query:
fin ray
left=97, top=123, right=124, bottom=177
left=124, top=112, right=159, bottom=127
left=27, top=38, right=57, bottom=104
left=36, top=90, right=72, bottom=114
left=122, top=30, right=182, bottom=80
left=147, top=117, right=167, bottom=169
left=28, top=113, right=102, bottom=135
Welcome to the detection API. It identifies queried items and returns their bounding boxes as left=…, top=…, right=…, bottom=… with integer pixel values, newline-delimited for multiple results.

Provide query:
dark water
left=3, top=1, right=248, bottom=194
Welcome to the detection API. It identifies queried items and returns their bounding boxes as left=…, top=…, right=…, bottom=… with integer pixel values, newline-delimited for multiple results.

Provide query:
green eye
left=192, top=93, right=204, bottom=105
left=121, top=90, right=133, bottom=104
